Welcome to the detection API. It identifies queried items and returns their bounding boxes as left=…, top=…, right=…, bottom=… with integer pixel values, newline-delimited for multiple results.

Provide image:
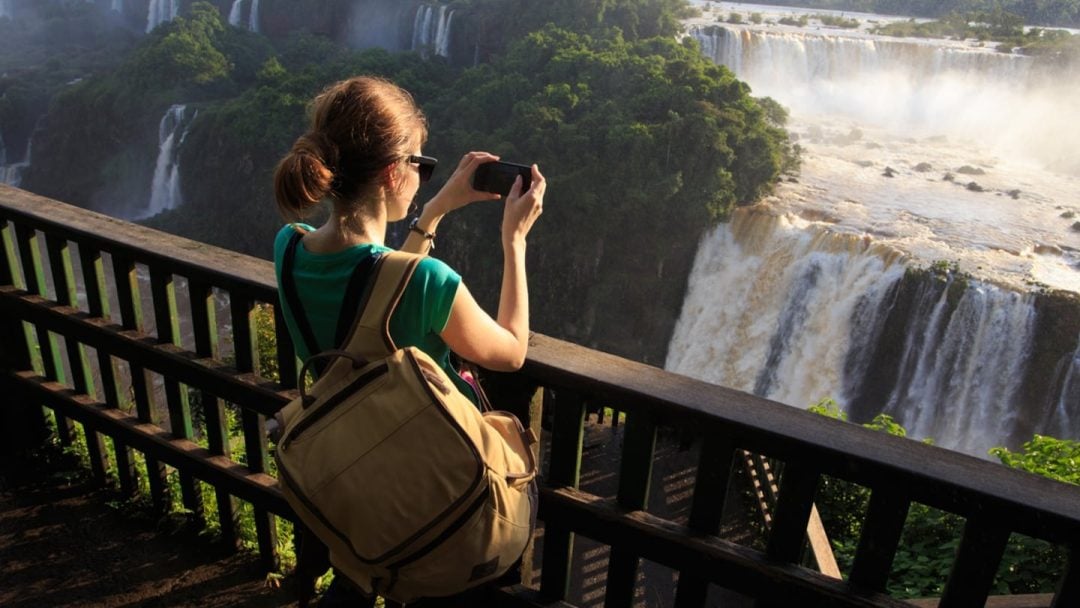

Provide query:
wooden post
left=673, top=434, right=737, bottom=608
left=540, top=389, right=586, bottom=601
left=232, top=294, right=278, bottom=572
left=191, top=278, right=239, bottom=548
left=46, top=235, right=108, bottom=483
left=112, top=253, right=169, bottom=514
left=79, top=243, right=137, bottom=495
left=604, top=410, right=657, bottom=608
left=0, top=219, right=48, bottom=476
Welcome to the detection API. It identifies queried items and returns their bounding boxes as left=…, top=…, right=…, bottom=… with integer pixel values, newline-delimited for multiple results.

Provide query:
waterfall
left=667, top=210, right=907, bottom=409
left=412, top=5, right=454, bottom=58
left=141, top=105, right=192, bottom=219
left=111, top=0, right=123, bottom=13
left=1046, top=336, right=1080, bottom=440
left=0, top=133, right=32, bottom=188
left=0, top=0, right=12, bottom=19
left=881, top=284, right=1037, bottom=456
left=687, top=24, right=1079, bottom=173
left=666, top=208, right=1072, bottom=458
left=228, top=0, right=244, bottom=27
left=248, top=0, right=259, bottom=33
left=146, top=0, right=180, bottom=33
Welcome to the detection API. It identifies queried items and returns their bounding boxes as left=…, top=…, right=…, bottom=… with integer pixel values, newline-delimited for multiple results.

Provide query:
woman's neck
left=304, top=206, right=386, bottom=253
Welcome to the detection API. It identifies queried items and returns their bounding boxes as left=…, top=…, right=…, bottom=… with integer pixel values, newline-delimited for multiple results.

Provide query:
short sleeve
left=389, top=256, right=461, bottom=348
left=409, top=256, right=461, bottom=334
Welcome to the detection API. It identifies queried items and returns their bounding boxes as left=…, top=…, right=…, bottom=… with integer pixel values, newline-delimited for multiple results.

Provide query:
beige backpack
left=274, top=250, right=537, bottom=602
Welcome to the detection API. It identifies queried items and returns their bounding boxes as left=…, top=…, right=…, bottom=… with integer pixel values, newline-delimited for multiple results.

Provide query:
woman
left=272, top=76, right=545, bottom=606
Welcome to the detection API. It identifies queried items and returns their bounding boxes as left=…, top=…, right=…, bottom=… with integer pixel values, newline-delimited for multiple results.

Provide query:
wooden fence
left=1, top=184, right=1078, bottom=607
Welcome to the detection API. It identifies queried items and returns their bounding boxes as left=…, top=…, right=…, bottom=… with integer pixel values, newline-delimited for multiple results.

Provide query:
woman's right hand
left=427, top=151, right=503, bottom=215
left=502, top=164, right=545, bottom=249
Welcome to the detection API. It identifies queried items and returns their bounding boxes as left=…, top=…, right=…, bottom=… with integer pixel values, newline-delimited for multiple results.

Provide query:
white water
left=248, top=0, right=260, bottom=34
left=412, top=5, right=454, bottom=58
left=669, top=2, right=1080, bottom=456
left=881, top=282, right=1037, bottom=455
left=0, top=0, right=12, bottom=19
left=146, top=0, right=179, bottom=33
left=140, top=105, right=192, bottom=219
left=1050, top=337, right=1080, bottom=440
left=228, top=0, right=244, bottom=27
left=111, top=0, right=123, bottom=13
left=668, top=211, right=907, bottom=411
left=0, top=133, right=31, bottom=188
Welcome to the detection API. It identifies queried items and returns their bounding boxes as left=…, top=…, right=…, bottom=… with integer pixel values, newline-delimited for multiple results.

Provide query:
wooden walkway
left=0, top=459, right=290, bottom=608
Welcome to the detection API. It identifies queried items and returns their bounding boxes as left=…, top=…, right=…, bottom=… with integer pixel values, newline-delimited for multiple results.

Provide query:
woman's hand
left=502, top=164, right=545, bottom=249
left=426, top=151, right=503, bottom=215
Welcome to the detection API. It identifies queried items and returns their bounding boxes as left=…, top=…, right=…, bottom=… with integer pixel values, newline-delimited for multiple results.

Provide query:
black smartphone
left=473, top=161, right=532, bottom=197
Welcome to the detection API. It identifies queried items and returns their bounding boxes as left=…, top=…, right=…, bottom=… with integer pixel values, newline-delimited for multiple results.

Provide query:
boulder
left=956, top=165, right=986, bottom=175
left=913, top=162, right=933, bottom=172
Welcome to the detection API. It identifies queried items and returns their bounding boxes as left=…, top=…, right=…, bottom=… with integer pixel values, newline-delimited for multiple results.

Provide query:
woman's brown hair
left=273, top=76, right=427, bottom=220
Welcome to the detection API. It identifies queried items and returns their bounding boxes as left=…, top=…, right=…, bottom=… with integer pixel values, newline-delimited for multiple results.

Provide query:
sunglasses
left=407, top=155, right=438, bottom=183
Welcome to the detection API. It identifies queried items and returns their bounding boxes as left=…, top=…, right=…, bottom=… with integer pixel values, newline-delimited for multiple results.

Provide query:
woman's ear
left=383, top=163, right=398, bottom=191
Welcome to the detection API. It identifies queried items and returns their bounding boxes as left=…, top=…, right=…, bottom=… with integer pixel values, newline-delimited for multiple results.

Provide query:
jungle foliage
left=12, top=0, right=790, bottom=362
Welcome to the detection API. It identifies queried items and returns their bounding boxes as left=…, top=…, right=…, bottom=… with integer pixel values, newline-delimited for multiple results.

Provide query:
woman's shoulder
left=412, top=255, right=461, bottom=285
left=273, top=223, right=315, bottom=263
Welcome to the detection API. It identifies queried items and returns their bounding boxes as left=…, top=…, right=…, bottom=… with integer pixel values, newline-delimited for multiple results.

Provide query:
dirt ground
left=0, top=459, right=295, bottom=608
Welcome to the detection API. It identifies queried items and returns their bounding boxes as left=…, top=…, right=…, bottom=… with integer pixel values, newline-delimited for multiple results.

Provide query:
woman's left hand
left=427, top=151, right=503, bottom=214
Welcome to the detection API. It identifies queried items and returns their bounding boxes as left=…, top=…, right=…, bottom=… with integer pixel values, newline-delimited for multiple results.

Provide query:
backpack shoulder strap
left=341, top=250, right=422, bottom=361
left=280, top=230, right=323, bottom=366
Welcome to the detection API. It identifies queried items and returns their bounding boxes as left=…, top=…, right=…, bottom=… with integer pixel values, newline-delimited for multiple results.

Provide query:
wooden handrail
left=2, top=184, right=1079, bottom=607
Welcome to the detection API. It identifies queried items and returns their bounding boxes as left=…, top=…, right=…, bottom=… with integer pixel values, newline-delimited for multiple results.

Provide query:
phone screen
left=473, top=161, right=531, bottom=197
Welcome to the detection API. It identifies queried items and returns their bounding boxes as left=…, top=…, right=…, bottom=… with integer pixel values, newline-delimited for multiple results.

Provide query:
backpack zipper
left=385, top=484, right=490, bottom=571
left=281, top=362, right=389, bottom=450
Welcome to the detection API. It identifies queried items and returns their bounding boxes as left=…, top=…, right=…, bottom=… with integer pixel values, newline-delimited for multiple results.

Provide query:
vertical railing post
left=604, top=410, right=657, bottom=608
left=46, top=235, right=108, bottom=482
left=540, top=389, right=586, bottom=601
left=938, top=517, right=1010, bottom=608
left=79, top=244, right=137, bottom=495
left=112, top=253, right=169, bottom=513
left=0, top=219, right=49, bottom=475
left=232, top=293, right=278, bottom=572
left=190, top=278, right=239, bottom=548
left=14, top=224, right=71, bottom=444
left=150, top=268, right=203, bottom=523
left=674, top=433, right=737, bottom=608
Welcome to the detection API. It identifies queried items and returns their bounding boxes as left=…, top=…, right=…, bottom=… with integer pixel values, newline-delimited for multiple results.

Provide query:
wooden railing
left=1, top=183, right=1078, bottom=608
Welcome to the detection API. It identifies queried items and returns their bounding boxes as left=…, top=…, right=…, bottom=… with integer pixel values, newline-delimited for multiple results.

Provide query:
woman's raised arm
left=440, top=165, right=545, bottom=371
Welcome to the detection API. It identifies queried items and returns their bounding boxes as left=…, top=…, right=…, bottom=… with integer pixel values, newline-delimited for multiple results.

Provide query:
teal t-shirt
left=273, top=224, right=475, bottom=402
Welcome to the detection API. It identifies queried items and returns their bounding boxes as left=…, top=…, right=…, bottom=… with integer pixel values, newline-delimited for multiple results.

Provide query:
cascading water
left=879, top=283, right=1038, bottom=455
left=667, top=209, right=1075, bottom=457
left=111, top=0, right=123, bottom=13
left=146, top=0, right=180, bottom=33
left=667, top=3, right=1080, bottom=457
left=228, top=0, right=244, bottom=27
left=411, top=5, right=454, bottom=58
left=140, top=104, right=193, bottom=219
left=247, top=0, right=259, bottom=34
left=687, top=22, right=1078, bottom=174
left=0, top=133, right=32, bottom=187
left=0, top=0, right=12, bottom=19
left=667, top=210, right=907, bottom=413
left=1046, top=336, right=1080, bottom=440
